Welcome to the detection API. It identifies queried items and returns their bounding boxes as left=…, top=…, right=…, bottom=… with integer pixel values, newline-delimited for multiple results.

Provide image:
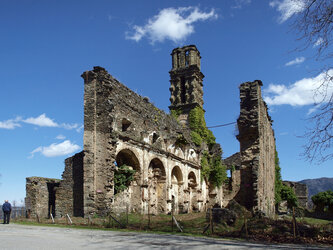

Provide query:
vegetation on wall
left=201, top=151, right=227, bottom=188
left=170, top=108, right=183, bottom=120
left=188, top=106, right=216, bottom=147
left=114, top=165, right=136, bottom=194
left=312, top=190, right=333, bottom=213
left=169, top=106, right=226, bottom=188
left=274, top=150, right=283, bottom=205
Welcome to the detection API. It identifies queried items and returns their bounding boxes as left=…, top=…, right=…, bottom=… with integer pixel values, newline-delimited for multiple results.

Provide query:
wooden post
left=292, top=207, right=296, bottom=239
left=244, top=215, right=248, bottom=238
left=171, top=197, right=174, bottom=232
left=66, top=214, right=72, bottom=225
left=49, top=205, right=52, bottom=220
left=36, top=213, right=40, bottom=223
left=210, top=206, right=214, bottom=235
left=126, top=205, right=129, bottom=227
left=108, top=214, right=112, bottom=228
left=148, top=184, right=151, bottom=229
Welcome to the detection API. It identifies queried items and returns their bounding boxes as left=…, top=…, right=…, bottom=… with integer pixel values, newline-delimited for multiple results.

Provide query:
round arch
left=116, top=149, right=140, bottom=172
left=188, top=171, right=197, bottom=188
left=171, top=166, right=183, bottom=184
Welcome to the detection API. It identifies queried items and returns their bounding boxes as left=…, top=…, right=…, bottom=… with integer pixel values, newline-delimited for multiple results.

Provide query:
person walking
left=2, top=200, right=12, bottom=224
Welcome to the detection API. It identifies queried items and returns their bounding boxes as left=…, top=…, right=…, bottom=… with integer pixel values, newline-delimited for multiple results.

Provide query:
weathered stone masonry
left=26, top=45, right=278, bottom=218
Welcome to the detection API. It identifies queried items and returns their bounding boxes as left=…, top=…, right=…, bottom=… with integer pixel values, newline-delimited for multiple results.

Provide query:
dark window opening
left=180, top=77, right=186, bottom=103
left=185, top=50, right=189, bottom=66
left=122, top=118, right=132, bottom=132
left=47, top=182, right=60, bottom=218
left=152, top=133, right=159, bottom=143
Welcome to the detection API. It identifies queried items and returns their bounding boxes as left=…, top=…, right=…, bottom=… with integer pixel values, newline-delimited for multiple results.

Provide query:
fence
left=0, top=206, right=26, bottom=220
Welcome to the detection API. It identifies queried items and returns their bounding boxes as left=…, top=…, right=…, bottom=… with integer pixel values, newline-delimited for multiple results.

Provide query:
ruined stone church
left=26, top=45, right=276, bottom=218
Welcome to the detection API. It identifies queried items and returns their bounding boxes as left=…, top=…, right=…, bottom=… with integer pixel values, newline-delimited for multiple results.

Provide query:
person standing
left=2, top=200, right=12, bottom=224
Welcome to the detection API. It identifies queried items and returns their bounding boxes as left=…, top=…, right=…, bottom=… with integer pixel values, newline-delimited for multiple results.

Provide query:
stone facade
left=283, top=181, right=308, bottom=208
left=55, top=151, right=84, bottom=217
left=26, top=45, right=277, bottom=218
left=25, top=177, right=60, bottom=218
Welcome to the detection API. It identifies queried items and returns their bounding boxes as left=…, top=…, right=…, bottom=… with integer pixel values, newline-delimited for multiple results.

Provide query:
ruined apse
left=26, top=45, right=277, bottom=218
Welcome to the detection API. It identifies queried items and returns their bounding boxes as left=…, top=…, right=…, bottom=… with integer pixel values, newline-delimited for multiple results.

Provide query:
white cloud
left=29, top=140, right=81, bottom=158
left=126, top=7, right=218, bottom=44
left=23, top=113, right=58, bottom=127
left=264, top=69, right=333, bottom=106
left=232, top=0, right=251, bottom=9
left=56, top=134, right=66, bottom=140
left=269, top=0, right=306, bottom=23
left=314, top=37, right=323, bottom=47
left=0, top=117, right=21, bottom=129
left=60, top=123, right=80, bottom=130
left=285, top=56, right=305, bottom=66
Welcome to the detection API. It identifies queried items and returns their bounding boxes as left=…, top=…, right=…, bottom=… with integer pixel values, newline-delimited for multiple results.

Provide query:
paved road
left=0, top=224, right=330, bottom=250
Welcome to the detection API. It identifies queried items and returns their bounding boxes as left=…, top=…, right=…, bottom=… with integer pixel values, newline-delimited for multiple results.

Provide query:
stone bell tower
left=169, top=45, right=204, bottom=125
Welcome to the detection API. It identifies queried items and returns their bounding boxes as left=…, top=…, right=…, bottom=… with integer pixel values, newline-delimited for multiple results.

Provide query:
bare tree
left=292, top=0, right=333, bottom=162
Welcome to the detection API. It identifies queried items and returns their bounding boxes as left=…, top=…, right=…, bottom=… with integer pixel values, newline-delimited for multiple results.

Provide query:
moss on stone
left=188, top=106, right=216, bottom=147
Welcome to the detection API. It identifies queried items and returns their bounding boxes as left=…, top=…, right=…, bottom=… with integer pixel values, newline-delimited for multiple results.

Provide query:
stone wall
left=81, top=66, right=221, bottom=216
left=236, top=80, right=276, bottom=217
left=25, top=177, right=60, bottom=218
left=223, top=153, right=241, bottom=207
left=283, top=181, right=308, bottom=208
left=55, top=151, right=84, bottom=217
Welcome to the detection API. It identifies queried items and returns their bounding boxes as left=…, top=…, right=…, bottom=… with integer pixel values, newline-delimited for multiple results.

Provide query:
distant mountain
left=299, top=177, right=333, bottom=199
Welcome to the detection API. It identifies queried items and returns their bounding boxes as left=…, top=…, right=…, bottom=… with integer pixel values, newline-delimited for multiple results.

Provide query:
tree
left=311, top=190, right=333, bottom=212
left=292, top=0, right=333, bottom=162
left=280, top=184, right=299, bottom=208
left=275, top=150, right=283, bottom=206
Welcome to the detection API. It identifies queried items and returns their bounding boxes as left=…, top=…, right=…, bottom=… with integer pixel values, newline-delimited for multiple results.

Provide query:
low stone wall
left=55, top=151, right=84, bottom=217
left=283, top=181, right=308, bottom=208
left=25, top=177, right=60, bottom=218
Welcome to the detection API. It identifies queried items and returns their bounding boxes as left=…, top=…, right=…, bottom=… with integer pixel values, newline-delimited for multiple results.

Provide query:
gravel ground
left=0, top=223, right=330, bottom=250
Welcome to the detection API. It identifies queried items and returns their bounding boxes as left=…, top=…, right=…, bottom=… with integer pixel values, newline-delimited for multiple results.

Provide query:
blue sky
left=0, top=0, right=332, bottom=205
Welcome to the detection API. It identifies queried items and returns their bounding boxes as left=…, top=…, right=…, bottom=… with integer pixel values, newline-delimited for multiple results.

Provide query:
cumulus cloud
left=269, top=0, right=306, bottom=23
left=29, top=140, right=81, bottom=158
left=126, top=7, right=218, bottom=44
left=264, top=69, right=333, bottom=106
left=23, top=113, right=58, bottom=127
left=0, top=117, right=21, bottom=129
left=285, top=56, right=305, bottom=66
left=22, top=113, right=81, bottom=131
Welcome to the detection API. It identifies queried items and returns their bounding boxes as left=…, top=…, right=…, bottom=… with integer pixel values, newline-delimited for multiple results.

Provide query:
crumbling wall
left=81, top=66, right=212, bottom=216
left=283, top=181, right=308, bottom=208
left=236, top=80, right=276, bottom=217
left=55, top=151, right=84, bottom=217
left=25, top=177, right=60, bottom=218
left=223, top=152, right=241, bottom=207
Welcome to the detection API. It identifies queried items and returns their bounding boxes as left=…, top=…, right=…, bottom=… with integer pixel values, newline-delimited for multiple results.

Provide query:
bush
left=114, top=165, right=136, bottom=194
left=312, top=190, right=333, bottom=213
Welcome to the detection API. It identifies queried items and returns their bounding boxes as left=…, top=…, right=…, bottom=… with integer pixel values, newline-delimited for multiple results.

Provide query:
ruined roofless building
left=25, top=45, right=276, bottom=218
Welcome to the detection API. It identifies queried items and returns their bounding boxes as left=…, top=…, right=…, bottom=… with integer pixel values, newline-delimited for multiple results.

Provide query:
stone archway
left=171, top=166, right=183, bottom=214
left=115, top=149, right=141, bottom=212
left=148, top=158, right=166, bottom=214
left=188, top=171, right=198, bottom=212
